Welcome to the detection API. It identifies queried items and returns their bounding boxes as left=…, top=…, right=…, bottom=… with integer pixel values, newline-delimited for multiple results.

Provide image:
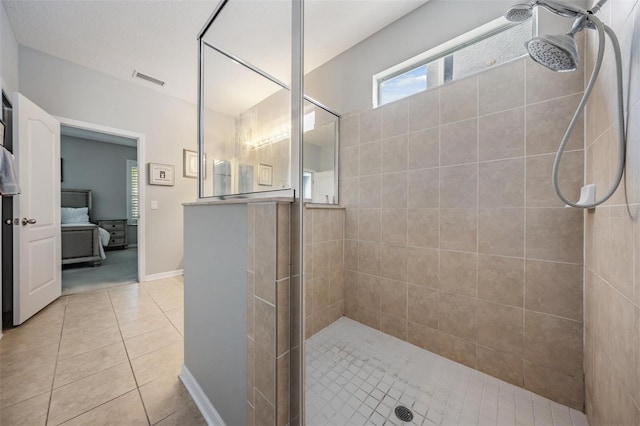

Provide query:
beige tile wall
left=247, top=202, right=291, bottom=426
left=584, top=1, right=640, bottom=424
left=303, top=206, right=345, bottom=338
left=340, top=51, right=586, bottom=409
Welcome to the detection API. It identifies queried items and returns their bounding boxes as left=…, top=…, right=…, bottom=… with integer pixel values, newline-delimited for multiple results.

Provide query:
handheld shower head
left=504, top=0, right=589, bottom=22
left=504, top=4, right=534, bottom=22
left=526, top=33, right=579, bottom=72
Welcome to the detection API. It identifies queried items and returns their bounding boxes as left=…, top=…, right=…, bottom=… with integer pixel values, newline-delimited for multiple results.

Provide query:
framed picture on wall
left=183, top=149, right=205, bottom=179
left=149, top=163, right=175, bottom=186
left=258, top=163, right=273, bottom=186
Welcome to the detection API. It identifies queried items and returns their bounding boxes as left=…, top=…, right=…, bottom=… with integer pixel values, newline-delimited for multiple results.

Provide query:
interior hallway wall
left=18, top=46, right=196, bottom=277
left=340, top=51, right=586, bottom=408
left=583, top=1, right=640, bottom=424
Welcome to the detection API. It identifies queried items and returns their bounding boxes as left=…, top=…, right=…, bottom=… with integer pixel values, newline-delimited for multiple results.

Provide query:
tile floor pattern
left=306, top=318, right=589, bottom=426
left=0, top=277, right=206, bottom=426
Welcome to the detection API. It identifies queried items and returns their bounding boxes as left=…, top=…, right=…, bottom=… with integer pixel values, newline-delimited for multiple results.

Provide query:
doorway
left=57, top=117, right=146, bottom=294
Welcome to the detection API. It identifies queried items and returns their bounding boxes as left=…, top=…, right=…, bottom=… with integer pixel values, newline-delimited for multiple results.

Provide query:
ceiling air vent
left=132, top=70, right=165, bottom=86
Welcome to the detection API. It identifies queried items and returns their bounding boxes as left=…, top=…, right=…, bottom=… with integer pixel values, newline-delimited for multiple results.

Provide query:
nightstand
left=98, top=219, right=128, bottom=250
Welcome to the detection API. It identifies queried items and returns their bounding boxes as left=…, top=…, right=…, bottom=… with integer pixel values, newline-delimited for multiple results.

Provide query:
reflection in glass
left=201, top=45, right=291, bottom=197
left=302, top=101, right=339, bottom=204
left=213, top=160, right=232, bottom=195
left=201, top=0, right=291, bottom=86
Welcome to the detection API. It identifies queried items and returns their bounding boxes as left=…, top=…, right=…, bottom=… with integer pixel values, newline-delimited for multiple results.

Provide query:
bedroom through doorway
left=59, top=121, right=145, bottom=295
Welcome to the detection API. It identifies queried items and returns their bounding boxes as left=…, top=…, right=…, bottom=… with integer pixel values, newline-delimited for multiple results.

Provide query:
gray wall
left=184, top=203, right=247, bottom=426
left=61, top=136, right=136, bottom=221
left=18, top=46, right=198, bottom=276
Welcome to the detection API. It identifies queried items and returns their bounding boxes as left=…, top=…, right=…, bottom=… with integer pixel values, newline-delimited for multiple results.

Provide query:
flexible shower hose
left=552, top=13, right=627, bottom=208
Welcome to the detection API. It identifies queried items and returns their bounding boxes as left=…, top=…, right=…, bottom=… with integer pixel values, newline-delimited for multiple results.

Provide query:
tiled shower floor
left=305, top=318, right=588, bottom=426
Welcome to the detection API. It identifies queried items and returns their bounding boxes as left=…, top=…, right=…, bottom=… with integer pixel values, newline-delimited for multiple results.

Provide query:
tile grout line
left=44, top=297, right=68, bottom=426
left=523, top=54, right=529, bottom=391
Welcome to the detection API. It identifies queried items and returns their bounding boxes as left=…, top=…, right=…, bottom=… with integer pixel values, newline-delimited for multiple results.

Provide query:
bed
left=61, top=189, right=110, bottom=266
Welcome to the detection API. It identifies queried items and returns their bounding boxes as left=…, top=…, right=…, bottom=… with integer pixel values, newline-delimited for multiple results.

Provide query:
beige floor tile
left=147, top=289, right=182, bottom=304
left=113, top=303, right=163, bottom=324
left=63, top=310, right=119, bottom=334
left=163, top=309, right=184, bottom=336
left=65, top=292, right=111, bottom=314
left=58, top=326, right=122, bottom=360
left=110, top=291, right=156, bottom=308
left=130, top=341, right=183, bottom=386
left=0, top=392, right=50, bottom=426
left=152, top=295, right=183, bottom=313
left=124, top=325, right=182, bottom=360
left=139, top=374, right=192, bottom=425
left=119, top=312, right=172, bottom=340
left=1, top=342, right=58, bottom=377
left=54, top=342, right=128, bottom=389
left=47, top=362, right=136, bottom=426
left=0, top=344, right=58, bottom=408
left=20, top=299, right=67, bottom=329
left=0, top=324, right=62, bottom=356
left=108, top=283, right=146, bottom=300
left=58, top=390, right=148, bottom=426
left=65, top=289, right=109, bottom=304
left=142, top=280, right=180, bottom=294
left=154, top=400, right=206, bottom=426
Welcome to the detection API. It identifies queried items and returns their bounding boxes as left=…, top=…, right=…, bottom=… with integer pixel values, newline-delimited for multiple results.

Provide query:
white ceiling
left=4, top=0, right=428, bottom=114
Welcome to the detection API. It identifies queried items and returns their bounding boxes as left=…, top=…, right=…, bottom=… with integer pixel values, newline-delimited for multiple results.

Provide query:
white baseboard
left=179, top=365, right=226, bottom=426
left=143, top=269, right=184, bottom=282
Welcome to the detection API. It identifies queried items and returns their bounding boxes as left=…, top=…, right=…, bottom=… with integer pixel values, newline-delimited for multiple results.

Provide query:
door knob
left=21, top=218, right=37, bottom=226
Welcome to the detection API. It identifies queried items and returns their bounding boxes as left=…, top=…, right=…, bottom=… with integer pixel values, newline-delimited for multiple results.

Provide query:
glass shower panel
left=201, top=0, right=291, bottom=86
left=201, top=45, right=291, bottom=197
left=302, top=100, right=339, bottom=204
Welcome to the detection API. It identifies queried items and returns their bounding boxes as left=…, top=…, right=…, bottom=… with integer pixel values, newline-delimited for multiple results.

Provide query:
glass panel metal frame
left=197, top=1, right=339, bottom=202
left=196, top=1, right=319, bottom=423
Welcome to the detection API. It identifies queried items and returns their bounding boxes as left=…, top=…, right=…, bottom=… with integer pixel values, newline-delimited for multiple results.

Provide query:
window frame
left=126, top=159, right=139, bottom=225
left=373, top=14, right=538, bottom=107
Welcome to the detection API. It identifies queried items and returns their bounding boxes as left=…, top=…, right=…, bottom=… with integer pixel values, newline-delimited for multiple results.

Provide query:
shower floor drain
left=394, top=405, right=414, bottom=422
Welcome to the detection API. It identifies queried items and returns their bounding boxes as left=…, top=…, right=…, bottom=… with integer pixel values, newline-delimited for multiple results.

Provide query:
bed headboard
left=61, top=189, right=92, bottom=217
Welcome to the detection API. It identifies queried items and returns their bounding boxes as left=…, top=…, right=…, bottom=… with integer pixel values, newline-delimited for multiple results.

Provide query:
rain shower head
left=525, top=33, right=579, bottom=72
left=504, top=4, right=534, bottom=22
left=504, top=0, right=589, bottom=22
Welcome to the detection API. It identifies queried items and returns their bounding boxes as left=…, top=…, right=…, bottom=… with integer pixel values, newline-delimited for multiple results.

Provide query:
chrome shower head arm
left=589, top=0, right=608, bottom=14
left=534, top=0, right=589, bottom=18
left=568, top=15, right=590, bottom=35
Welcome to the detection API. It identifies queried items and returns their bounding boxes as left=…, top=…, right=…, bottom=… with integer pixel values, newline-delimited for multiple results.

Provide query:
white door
left=13, top=93, right=61, bottom=325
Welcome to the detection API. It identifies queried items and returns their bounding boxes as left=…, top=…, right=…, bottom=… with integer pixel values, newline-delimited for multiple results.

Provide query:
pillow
left=61, top=207, right=90, bottom=224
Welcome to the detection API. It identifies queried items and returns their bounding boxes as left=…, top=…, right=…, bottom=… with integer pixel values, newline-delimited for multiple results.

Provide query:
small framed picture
left=149, top=163, right=175, bottom=186
left=258, top=163, right=273, bottom=186
left=183, top=149, right=205, bottom=179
